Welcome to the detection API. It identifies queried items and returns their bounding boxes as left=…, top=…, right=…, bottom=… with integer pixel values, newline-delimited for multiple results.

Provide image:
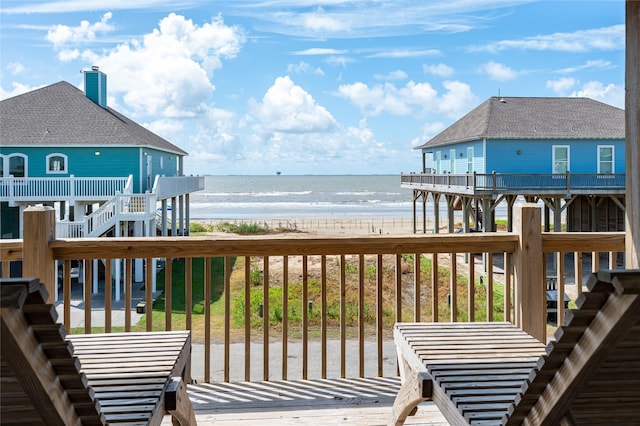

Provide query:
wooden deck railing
left=0, top=205, right=626, bottom=383
left=400, top=172, right=626, bottom=195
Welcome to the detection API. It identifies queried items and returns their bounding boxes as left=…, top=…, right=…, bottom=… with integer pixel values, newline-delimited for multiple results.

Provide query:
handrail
left=2, top=205, right=627, bottom=383
left=55, top=192, right=157, bottom=238
left=400, top=172, right=626, bottom=193
left=0, top=175, right=131, bottom=206
left=153, top=175, right=204, bottom=200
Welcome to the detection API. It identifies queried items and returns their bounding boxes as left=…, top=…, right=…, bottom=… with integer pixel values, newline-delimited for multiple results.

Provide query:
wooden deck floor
left=162, top=377, right=449, bottom=425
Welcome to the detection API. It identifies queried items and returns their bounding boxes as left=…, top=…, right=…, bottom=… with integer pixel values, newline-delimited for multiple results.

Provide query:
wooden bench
left=390, top=270, right=640, bottom=425
left=0, top=278, right=196, bottom=425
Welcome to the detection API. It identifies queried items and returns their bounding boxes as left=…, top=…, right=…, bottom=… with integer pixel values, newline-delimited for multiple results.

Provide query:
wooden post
left=626, top=0, right=640, bottom=268
left=514, top=203, right=546, bottom=343
left=22, top=206, right=56, bottom=303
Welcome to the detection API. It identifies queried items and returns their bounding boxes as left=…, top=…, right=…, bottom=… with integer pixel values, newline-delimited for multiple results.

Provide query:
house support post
left=626, top=0, right=640, bottom=268
left=422, top=192, right=427, bottom=234
left=481, top=198, right=492, bottom=232
left=433, top=193, right=441, bottom=234
left=171, top=196, right=177, bottom=236
left=514, top=203, right=545, bottom=343
left=178, top=194, right=184, bottom=235
left=161, top=199, right=168, bottom=236
left=134, top=221, right=144, bottom=282
left=506, top=195, right=517, bottom=232
left=185, top=193, right=191, bottom=236
left=113, top=220, right=121, bottom=302
left=446, top=195, right=456, bottom=233
left=412, top=190, right=417, bottom=234
left=22, top=206, right=56, bottom=303
left=554, top=198, right=562, bottom=232
left=463, top=197, right=471, bottom=264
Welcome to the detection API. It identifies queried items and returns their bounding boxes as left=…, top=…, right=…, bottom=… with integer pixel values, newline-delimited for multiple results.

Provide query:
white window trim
left=467, top=147, right=473, bottom=173
left=46, top=153, right=68, bottom=174
left=552, top=145, right=570, bottom=174
left=597, top=145, right=614, bottom=174
left=7, top=153, right=28, bottom=177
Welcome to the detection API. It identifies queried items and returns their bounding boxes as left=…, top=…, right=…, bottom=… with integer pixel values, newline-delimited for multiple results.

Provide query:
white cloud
left=546, top=77, right=578, bottom=94
left=423, top=63, right=454, bottom=77
left=374, top=70, right=408, bottom=81
left=1, top=0, right=198, bottom=14
left=183, top=108, right=245, bottom=171
left=0, top=81, right=37, bottom=100
left=226, top=1, right=532, bottom=40
left=249, top=76, right=338, bottom=133
left=79, top=13, right=245, bottom=118
left=325, top=56, right=354, bottom=67
left=478, top=61, right=518, bottom=81
left=412, top=121, right=447, bottom=147
left=438, top=80, right=476, bottom=118
left=571, top=81, right=625, bottom=109
left=45, top=12, right=114, bottom=48
left=287, top=61, right=325, bottom=76
left=58, top=49, right=81, bottom=62
left=293, top=48, right=348, bottom=55
left=472, top=24, right=624, bottom=53
left=367, top=49, right=440, bottom=58
left=7, top=62, right=25, bottom=75
left=302, top=7, right=349, bottom=32
left=554, top=59, right=615, bottom=74
left=336, top=79, right=476, bottom=118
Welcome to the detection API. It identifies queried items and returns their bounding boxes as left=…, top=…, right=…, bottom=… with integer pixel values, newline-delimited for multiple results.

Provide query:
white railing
left=55, top=221, right=85, bottom=238
left=153, top=175, right=204, bottom=200
left=56, top=192, right=157, bottom=238
left=0, top=175, right=132, bottom=206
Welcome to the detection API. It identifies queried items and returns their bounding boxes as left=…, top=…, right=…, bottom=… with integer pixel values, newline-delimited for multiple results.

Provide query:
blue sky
left=0, top=1, right=625, bottom=175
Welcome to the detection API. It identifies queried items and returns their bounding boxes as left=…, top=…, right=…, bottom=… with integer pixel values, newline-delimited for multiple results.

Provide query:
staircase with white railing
left=53, top=174, right=203, bottom=238
left=56, top=193, right=158, bottom=238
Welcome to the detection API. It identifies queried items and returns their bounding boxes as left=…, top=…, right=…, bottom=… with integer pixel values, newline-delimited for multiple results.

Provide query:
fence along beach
left=189, top=174, right=509, bottom=235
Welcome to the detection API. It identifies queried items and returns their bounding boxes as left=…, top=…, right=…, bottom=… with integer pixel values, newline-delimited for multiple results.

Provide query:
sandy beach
left=193, top=215, right=433, bottom=236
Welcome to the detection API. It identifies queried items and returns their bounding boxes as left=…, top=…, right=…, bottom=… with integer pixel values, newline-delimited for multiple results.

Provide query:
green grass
left=153, top=257, right=228, bottom=313
left=128, top=253, right=508, bottom=335
left=190, top=221, right=303, bottom=235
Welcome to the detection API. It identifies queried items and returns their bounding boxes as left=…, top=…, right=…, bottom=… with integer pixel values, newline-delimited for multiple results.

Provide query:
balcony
left=400, top=172, right=626, bottom=196
left=154, top=175, right=205, bottom=200
left=0, top=205, right=627, bottom=424
left=0, top=175, right=132, bottom=206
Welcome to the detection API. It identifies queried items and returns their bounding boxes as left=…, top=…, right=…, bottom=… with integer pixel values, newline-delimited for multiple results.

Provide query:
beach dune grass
left=140, top=253, right=506, bottom=341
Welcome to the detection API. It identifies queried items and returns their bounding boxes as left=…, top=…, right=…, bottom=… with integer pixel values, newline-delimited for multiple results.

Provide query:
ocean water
left=189, top=175, right=414, bottom=219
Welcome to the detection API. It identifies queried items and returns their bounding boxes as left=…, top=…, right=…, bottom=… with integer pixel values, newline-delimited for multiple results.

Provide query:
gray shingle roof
left=0, top=81, right=188, bottom=156
left=417, top=96, right=625, bottom=149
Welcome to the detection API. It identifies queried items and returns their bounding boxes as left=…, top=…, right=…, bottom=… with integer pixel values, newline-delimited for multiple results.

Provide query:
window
left=467, top=147, right=473, bottom=173
left=8, top=154, right=27, bottom=177
left=46, top=153, right=68, bottom=174
left=450, top=149, right=455, bottom=173
left=435, top=152, right=441, bottom=174
left=552, top=145, right=569, bottom=174
left=598, top=146, right=614, bottom=174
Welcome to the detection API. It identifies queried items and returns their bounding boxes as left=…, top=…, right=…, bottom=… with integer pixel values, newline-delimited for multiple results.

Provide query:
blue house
left=401, top=96, right=626, bottom=233
left=0, top=67, right=203, bottom=294
left=1, top=66, right=203, bottom=239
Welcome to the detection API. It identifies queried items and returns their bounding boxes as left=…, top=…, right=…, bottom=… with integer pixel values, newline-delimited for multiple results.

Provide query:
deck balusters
left=3, top=204, right=629, bottom=385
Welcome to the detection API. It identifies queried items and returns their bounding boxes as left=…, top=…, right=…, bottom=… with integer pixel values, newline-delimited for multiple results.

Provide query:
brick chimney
left=84, top=66, right=107, bottom=108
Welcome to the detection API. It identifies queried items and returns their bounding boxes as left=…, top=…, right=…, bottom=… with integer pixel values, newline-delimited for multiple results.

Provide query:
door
left=146, top=155, right=152, bottom=190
